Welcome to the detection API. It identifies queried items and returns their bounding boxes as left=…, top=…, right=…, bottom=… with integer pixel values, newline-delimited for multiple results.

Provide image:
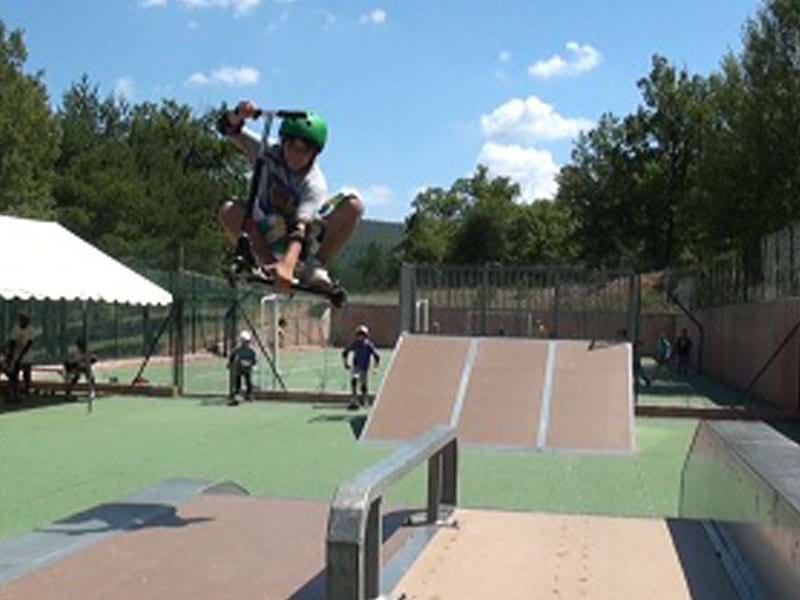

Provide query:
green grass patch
left=0, top=396, right=696, bottom=541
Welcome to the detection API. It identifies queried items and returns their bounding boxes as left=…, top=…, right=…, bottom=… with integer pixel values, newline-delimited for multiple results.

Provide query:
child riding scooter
left=217, top=101, right=361, bottom=307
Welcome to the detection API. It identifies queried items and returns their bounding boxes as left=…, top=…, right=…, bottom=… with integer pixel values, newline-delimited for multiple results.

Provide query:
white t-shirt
left=235, top=130, right=327, bottom=247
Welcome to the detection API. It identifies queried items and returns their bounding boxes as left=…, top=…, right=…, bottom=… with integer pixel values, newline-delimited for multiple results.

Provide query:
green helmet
left=279, top=111, right=328, bottom=152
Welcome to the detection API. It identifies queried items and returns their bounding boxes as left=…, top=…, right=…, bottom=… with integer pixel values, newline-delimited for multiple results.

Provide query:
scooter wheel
left=330, top=287, right=348, bottom=308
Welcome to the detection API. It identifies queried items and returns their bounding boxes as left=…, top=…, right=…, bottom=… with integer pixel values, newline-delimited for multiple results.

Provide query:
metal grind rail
left=326, top=425, right=458, bottom=600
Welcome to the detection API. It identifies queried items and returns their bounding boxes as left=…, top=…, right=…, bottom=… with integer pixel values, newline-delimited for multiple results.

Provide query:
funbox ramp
left=361, top=334, right=634, bottom=453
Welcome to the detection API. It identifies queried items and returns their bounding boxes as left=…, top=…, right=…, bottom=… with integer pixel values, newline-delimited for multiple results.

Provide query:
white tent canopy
left=0, top=215, right=172, bottom=306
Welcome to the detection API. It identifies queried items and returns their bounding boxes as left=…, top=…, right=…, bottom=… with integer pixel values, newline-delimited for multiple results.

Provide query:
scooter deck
left=226, top=263, right=348, bottom=308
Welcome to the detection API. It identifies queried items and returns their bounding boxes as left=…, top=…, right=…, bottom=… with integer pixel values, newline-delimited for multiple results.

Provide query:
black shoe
left=227, top=398, right=240, bottom=406
left=347, top=402, right=359, bottom=411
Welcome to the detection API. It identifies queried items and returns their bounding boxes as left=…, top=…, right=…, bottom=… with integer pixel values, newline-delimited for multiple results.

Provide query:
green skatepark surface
left=88, top=347, right=392, bottom=395
left=1, top=350, right=768, bottom=543
left=0, top=396, right=695, bottom=541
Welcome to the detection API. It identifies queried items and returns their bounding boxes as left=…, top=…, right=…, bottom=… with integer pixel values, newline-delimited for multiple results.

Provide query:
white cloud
left=339, top=185, right=393, bottom=209
left=360, top=8, right=386, bottom=25
left=113, top=77, right=136, bottom=101
left=477, top=95, right=593, bottom=201
left=498, top=50, right=511, bottom=63
left=478, top=142, right=559, bottom=201
left=140, top=0, right=167, bottom=7
left=528, top=42, right=602, bottom=79
left=178, top=0, right=261, bottom=16
left=185, top=66, right=260, bottom=87
left=481, top=96, right=593, bottom=144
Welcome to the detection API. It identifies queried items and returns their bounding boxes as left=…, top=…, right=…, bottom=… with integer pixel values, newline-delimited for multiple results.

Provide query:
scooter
left=223, top=108, right=348, bottom=308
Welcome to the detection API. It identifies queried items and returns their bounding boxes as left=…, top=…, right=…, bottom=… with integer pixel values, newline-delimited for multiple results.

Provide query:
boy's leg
left=317, top=194, right=364, bottom=264
left=84, top=366, right=96, bottom=399
left=218, top=201, right=274, bottom=267
left=243, top=369, right=253, bottom=400
left=359, top=371, right=369, bottom=406
left=347, top=366, right=360, bottom=410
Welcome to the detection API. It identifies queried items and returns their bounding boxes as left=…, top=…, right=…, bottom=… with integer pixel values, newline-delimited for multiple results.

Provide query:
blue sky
left=3, top=0, right=759, bottom=222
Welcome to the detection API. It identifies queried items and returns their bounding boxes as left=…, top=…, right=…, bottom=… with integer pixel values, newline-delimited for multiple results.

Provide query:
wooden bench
left=0, top=379, right=176, bottom=398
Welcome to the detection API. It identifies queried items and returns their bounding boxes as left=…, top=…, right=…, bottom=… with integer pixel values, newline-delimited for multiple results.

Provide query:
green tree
left=401, top=186, right=464, bottom=263
left=0, top=21, right=60, bottom=218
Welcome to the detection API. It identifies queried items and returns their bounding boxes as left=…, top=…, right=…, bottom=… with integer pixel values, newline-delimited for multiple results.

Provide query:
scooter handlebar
left=250, top=109, right=309, bottom=120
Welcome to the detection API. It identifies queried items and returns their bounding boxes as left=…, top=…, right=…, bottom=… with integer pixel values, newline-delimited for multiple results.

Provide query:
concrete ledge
left=680, top=421, right=800, bottom=599
left=637, top=405, right=800, bottom=421
left=0, top=478, right=229, bottom=587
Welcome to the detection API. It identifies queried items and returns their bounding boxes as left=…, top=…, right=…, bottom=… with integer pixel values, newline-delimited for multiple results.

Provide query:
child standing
left=228, top=330, right=258, bottom=405
left=342, top=325, right=380, bottom=410
left=63, top=337, right=97, bottom=411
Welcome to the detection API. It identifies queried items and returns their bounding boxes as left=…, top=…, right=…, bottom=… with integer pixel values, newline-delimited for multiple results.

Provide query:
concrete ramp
left=362, top=335, right=634, bottom=453
left=393, top=509, right=739, bottom=599
left=0, top=482, right=416, bottom=600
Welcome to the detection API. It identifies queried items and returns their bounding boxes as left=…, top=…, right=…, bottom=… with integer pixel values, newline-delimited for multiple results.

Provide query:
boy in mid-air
left=217, top=100, right=362, bottom=292
left=228, top=330, right=257, bottom=405
left=342, top=325, right=380, bottom=410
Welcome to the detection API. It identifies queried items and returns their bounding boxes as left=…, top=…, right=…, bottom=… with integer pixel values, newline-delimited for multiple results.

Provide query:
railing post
left=427, top=452, right=443, bottom=523
left=326, top=540, right=362, bottom=600
left=365, top=498, right=382, bottom=598
left=327, top=426, right=457, bottom=600
left=442, top=439, right=458, bottom=506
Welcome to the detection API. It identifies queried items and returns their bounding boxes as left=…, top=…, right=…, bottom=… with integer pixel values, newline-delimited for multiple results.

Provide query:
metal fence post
left=481, top=265, right=489, bottom=336
left=552, top=271, right=561, bottom=339
left=400, top=263, right=417, bottom=333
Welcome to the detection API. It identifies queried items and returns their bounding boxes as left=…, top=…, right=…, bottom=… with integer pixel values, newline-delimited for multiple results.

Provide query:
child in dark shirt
left=228, top=330, right=258, bottom=405
left=341, top=325, right=380, bottom=410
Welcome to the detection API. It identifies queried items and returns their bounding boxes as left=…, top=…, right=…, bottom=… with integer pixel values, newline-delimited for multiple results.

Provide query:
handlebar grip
left=276, top=110, right=309, bottom=120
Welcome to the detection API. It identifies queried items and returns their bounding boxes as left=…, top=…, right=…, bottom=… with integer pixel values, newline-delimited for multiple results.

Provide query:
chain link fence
left=400, top=264, right=639, bottom=342
left=667, top=222, right=800, bottom=309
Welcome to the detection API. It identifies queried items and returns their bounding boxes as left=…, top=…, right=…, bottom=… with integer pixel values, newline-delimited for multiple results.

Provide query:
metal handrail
left=326, top=425, right=458, bottom=600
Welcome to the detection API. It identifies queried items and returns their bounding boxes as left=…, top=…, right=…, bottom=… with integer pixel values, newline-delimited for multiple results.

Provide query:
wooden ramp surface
left=457, top=338, right=547, bottom=449
left=0, top=495, right=414, bottom=600
left=362, top=336, right=470, bottom=442
left=546, top=340, right=633, bottom=452
left=363, top=335, right=634, bottom=453
left=393, top=509, right=739, bottom=600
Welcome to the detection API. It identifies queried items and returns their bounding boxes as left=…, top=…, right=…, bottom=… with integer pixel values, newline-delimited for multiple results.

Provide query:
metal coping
left=536, top=340, right=557, bottom=449
left=449, top=338, right=479, bottom=428
left=360, top=333, right=406, bottom=441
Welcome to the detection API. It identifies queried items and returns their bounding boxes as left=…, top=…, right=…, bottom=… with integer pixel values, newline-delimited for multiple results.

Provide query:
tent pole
left=234, top=298, right=286, bottom=392
left=132, top=304, right=174, bottom=386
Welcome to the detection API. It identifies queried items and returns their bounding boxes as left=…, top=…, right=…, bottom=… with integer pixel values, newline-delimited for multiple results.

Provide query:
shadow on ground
left=39, top=503, right=212, bottom=536
left=637, top=360, right=757, bottom=409
left=288, top=508, right=417, bottom=599
left=308, top=410, right=367, bottom=439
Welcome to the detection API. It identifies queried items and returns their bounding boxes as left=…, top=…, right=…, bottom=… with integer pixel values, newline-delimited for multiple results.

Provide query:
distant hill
left=340, top=218, right=404, bottom=259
